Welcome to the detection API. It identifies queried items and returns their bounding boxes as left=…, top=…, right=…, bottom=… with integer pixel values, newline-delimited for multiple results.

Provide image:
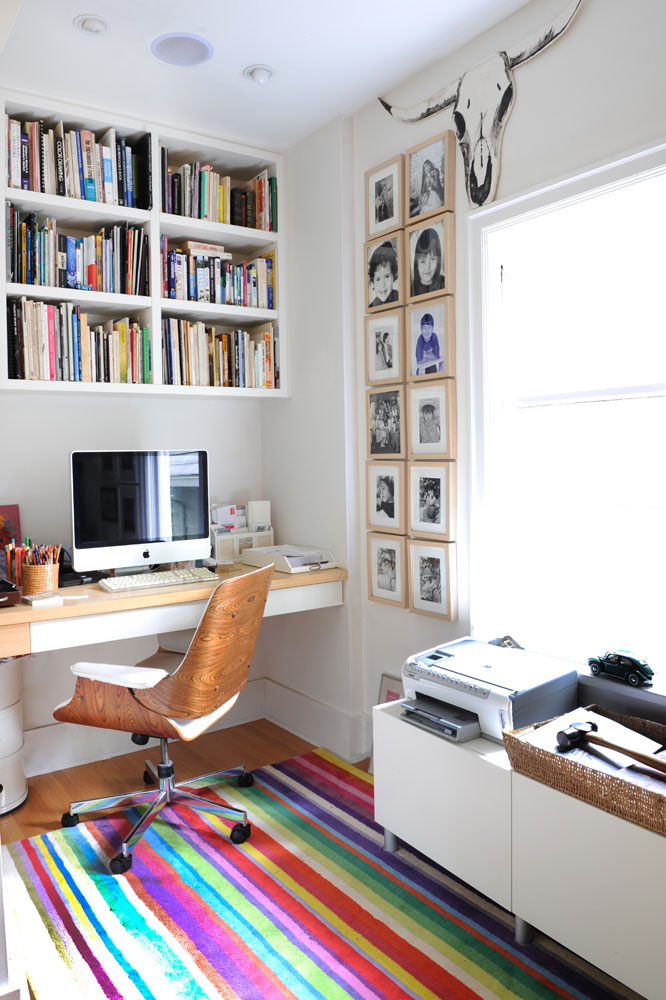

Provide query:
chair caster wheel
left=61, top=812, right=79, bottom=828
left=238, top=772, right=254, bottom=787
left=143, top=769, right=154, bottom=785
left=230, top=822, right=251, bottom=844
left=109, top=853, right=133, bottom=874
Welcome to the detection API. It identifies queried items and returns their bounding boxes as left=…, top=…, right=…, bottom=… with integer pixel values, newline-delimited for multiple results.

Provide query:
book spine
left=9, top=119, right=21, bottom=187
left=125, top=143, right=133, bottom=207
left=20, top=132, right=29, bottom=190
left=73, top=130, right=84, bottom=198
left=54, top=135, right=66, bottom=196
left=142, top=327, right=150, bottom=383
left=116, top=138, right=126, bottom=206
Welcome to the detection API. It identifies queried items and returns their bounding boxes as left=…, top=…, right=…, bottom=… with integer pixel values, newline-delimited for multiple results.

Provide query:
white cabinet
left=1, top=91, right=286, bottom=398
left=372, top=700, right=512, bottom=909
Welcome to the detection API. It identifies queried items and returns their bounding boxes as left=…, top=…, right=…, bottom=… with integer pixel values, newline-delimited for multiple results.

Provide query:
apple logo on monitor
left=143, top=550, right=150, bottom=559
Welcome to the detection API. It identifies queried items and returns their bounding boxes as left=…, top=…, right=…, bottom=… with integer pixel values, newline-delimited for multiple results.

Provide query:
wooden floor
left=0, top=719, right=320, bottom=845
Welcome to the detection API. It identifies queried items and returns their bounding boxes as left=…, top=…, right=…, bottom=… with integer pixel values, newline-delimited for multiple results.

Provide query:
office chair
left=53, top=563, right=273, bottom=874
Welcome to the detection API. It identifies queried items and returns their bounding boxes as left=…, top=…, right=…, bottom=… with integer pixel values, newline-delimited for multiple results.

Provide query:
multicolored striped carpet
left=3, top=749, right=643, bottom=999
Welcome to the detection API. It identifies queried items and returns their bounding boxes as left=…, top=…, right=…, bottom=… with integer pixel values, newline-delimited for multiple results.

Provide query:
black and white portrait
left=366, top=311, right=404, bottom=384
left=367, top=461, right=405, bottom=534
left=366, top=234, right=403, bottom=311
left=377, top=545, right=397, bottom=592
left=407, top=134, right=448, bottom=220
left=408, top=382, right=455, bottom=460
left=419, top=398, right=441, bottom=445
left=408, top=220, right=446, bottom=300
left=409, top=540, right=456, bottom=619
left=419, top=556, right=441, bottom=603
left=409, top=462, right=454, bottom=540
left=408, top=299, right=454, bottom=380
left=367, top=387, right=405, bottom=459
left=368, top=532, right=406, bottom=606
left=365, top=155, right=403, bottom=239
left=418, top=476, right=441, bottom=525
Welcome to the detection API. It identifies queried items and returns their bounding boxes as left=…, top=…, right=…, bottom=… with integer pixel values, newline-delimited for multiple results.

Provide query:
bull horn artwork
left=380, top=0, right=584, bottom=207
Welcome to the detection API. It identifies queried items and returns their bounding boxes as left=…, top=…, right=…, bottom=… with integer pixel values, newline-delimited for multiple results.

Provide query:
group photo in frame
left=408, top=539, right=457, bottom=620
left=365, top=310, right=404, bottom=385
left=367, top=461, right=406, bottom=534
left=365, top=154, right=404, bottom=240
left=406, top=214, right=455, bottom=302
left=408, top=380, right=456, bottom=460
left=405, top=131, right=455, bottom=223
left=367, top=532, right=407, bottom=607
left=367, top=386, right=406, bottom=459
left=407, top=298, right=455, bottom=380
left=408, top=462, right=456, bottom=541
left=365, top=232, right=405, bottom=313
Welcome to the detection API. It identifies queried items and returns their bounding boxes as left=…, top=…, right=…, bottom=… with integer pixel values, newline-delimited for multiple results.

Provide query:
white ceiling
left=0, top=0, right=533, bottom=151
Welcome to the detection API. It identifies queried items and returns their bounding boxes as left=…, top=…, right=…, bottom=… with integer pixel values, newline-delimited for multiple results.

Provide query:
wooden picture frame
left=365, top=231, right=405, bottom=313
left=365, top=154, right=404, bottom=240
left=377, top=672, right=404, bottom=705
left=367, top=532, right=407, bottom=607
left=406, top=214, right=455, bottom=302
left=367, top=385, right=406, bottom=460
left=408, top=539, right=457, bottom=620
left=408, top=461, right=456, bottom=541
left=367, top=461, right=406, bottom=534
left=406, top=297, right=455, bottom=381
left=365, top=310, right=404, bottom=385
left=407, top=380, right=456, bottom=460
left=405, top=131, right=455, bottom=223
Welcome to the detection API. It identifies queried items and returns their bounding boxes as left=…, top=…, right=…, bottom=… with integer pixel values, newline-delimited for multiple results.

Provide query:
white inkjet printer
left=401, top=636, right=579, bottom=743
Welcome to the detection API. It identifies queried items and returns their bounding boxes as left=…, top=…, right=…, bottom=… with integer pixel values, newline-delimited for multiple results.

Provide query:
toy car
left=587, top=650, right=653, bottom=686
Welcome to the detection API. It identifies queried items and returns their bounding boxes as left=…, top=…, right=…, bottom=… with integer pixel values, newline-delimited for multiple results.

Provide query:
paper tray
left=503, top=705, right=666, bottom=837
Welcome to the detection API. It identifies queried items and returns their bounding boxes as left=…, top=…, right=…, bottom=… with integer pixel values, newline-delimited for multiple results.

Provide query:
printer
left=401, top=636, right=579, bottom=743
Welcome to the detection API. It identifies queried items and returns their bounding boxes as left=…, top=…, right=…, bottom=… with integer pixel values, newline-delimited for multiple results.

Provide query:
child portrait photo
left=407, top=215, right=455, bottom=302
left=409, top=462, right=456, bottom=540
left=367, top=461, right=406, bottom=534
left=365, top=233, right=404, bottom=313
left=408, top=381, right=456, bottom=460
left=365, top=310, right=404, bottom=385
left=367, top=386, right=405, bottom=459
left=365, top=155, right=404, bottom=240
left=407, top=298, right=455, bottom=380
left=405, top=131, right=455, bottom=223
left=409, top=540, right=456, bottom=619
left=368, top=532, right=407, bottom=606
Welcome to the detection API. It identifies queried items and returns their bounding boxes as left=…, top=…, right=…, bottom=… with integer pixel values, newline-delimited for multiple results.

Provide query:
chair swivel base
left=61, top=738, right=254, bottom=874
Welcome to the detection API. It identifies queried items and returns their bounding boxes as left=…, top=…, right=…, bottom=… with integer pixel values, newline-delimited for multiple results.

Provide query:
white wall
left=352, top=0, right=666, bottom=733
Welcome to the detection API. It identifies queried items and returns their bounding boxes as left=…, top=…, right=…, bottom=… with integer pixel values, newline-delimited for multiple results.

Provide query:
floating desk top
left=0, top=563, right=348, bottom=658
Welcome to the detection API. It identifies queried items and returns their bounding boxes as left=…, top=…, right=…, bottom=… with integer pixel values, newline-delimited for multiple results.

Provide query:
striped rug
left=2, top=749, right=643, bottom=1000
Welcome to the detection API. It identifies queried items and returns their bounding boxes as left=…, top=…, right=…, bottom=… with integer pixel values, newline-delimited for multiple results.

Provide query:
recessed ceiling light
left=243, top=64, right=275, bottom=86
left=151, top=33, right=214, bottom=67
left=73, top=13, right=109, bottom=35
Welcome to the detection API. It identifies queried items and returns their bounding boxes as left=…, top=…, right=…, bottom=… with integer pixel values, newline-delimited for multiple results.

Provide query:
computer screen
left=71, top=450, right=210, bottom=572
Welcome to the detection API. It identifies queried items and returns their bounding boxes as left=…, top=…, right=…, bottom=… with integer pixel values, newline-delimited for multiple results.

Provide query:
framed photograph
left=365, top=154, right=404, bottom=240
left=408, top=539, right=457, bottom=620
left=365, top=310, right=404, bottom=385
left=405, top=131, right=455, bottom=223
left=406, top=297, right=455, bottom=381
left=408, top=462, right=456, bottom=541
left=407, top=380, right=457, bottom=460
left=367, top=386, right=406, bottom=459
left=406, top=214, right=455, bottom=302
left=367, top=461, right=406, bottom=534
left=367, top=532, right=407, bottom=607
left=377, top=673, right=404, bottom=705
left=365, top=232, right=405, bottom=313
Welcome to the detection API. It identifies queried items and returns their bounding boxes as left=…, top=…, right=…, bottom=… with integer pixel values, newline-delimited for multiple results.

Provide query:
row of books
left=6, top=206, right=149, bottom=296
left=160, top=149, right=277, bottom=231
left=160, top=239, right=275, bottom=309
left=162, top=318, right=279, bottom=389
left=6, top=297, right=151, bottom=383
left=5, top=115, right=151, bottom=209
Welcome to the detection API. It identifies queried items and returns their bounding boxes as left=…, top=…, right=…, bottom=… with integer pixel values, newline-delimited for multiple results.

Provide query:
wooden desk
left=0, top=564, right=348, bottom=658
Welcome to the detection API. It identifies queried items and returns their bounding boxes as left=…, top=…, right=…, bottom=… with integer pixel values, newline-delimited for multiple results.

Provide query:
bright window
left=470, top=155, right=666, bottom=666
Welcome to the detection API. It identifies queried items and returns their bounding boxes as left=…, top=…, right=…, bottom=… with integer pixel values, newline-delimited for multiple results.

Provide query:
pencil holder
left=22, top=563, right=59, bottom=596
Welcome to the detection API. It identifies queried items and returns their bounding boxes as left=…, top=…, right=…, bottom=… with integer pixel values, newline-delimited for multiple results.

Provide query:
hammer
left=556, top=721, right=666, bottom=776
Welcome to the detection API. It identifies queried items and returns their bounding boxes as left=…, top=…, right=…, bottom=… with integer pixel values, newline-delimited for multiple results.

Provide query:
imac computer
left=71, top=450, right=210, bottom=573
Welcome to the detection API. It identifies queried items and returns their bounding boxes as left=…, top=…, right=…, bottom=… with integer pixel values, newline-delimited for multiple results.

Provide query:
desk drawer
left=0, top=622, right=30, bottom=658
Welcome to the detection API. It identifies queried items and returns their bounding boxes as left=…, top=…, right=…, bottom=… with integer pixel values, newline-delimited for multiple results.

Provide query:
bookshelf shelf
left=2, top=91, right=286, bottom=396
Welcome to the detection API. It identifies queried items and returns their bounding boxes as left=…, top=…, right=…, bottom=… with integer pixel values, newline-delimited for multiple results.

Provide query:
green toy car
left=587, top=650, right=653, bottom=686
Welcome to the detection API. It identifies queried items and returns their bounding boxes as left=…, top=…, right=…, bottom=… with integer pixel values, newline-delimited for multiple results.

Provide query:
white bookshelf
left=1, top=89, right=286, bottom=398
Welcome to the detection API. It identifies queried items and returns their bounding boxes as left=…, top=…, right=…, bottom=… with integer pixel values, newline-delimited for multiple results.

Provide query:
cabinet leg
left=383, top=829, right=399, bottom=853
left=514, top=916, right=535, bottom=945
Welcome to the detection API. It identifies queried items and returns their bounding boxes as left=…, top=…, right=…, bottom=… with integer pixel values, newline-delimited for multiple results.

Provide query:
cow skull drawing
left=380, top=0, right=583, bottom=206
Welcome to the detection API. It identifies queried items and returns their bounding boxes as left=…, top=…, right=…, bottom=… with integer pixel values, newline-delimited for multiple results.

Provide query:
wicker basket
left=503, top=705, right=666, bottom=838
left=22, top=562, right=59, bottom=596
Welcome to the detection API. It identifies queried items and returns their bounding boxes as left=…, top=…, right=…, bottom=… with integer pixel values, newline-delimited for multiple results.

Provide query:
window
left=469, top=149, right=666, bottom=665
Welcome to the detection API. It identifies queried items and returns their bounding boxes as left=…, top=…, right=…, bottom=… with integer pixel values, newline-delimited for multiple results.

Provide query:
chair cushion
left=71, top=662, right=169, bottom=689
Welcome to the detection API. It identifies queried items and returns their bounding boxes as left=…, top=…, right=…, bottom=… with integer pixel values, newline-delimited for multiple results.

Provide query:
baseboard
left=23, top=679, right=267, bottom=777
left=262, top=679, right=370, bottom=761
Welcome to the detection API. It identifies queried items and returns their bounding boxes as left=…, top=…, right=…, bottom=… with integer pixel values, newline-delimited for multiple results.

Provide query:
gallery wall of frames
left=363, top=131, right=457, bottom=620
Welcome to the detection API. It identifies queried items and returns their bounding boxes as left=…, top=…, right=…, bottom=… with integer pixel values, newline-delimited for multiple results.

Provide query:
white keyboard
left=99, top=567, right=220, bottom=592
